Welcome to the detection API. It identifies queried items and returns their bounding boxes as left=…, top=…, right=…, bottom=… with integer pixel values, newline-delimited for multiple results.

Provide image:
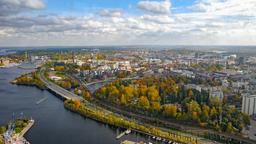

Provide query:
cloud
left=137, top=0, right=171, bottom=14
left=98, top=9, right=123, bottom=17
left=141, top=15, right=174, bottom=24
left=0, top=0, right=45, bottom=16
left=1, top=0, right=256, bottom=46
left=191, top=0, right=256, bottom=17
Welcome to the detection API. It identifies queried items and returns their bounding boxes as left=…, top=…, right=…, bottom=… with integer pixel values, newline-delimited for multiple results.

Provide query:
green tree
left=242, top=113, right=251, bottom=125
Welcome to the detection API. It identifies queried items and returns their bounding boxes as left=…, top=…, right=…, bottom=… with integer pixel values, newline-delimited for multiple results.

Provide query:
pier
left=116, top=129, right=131, bottom=139
left=4, top=119, right=34, bottom=144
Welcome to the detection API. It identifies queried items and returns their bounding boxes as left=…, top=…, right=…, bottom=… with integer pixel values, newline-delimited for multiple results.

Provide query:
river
left=0, top=66, right=152, bottom=144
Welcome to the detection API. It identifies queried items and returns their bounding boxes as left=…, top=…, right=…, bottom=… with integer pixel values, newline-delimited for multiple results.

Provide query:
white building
left=210, top=87, right=224, bottom=101
left=242, top=93, right=256, bottom=116
left=49, top=75, right=62, bottom=81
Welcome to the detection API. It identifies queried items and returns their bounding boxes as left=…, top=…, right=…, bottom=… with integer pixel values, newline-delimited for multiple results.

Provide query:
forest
left=94, top=76, right=250, bottom=133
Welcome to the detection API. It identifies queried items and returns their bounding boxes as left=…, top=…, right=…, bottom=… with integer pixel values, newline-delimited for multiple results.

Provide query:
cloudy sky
left=0, top=0, right=255, bottom=46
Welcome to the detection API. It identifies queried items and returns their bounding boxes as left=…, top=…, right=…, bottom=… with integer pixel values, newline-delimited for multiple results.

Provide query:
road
left=39, top=68, right=82, bottom=101
left=72, top=74, right=140, bottom=93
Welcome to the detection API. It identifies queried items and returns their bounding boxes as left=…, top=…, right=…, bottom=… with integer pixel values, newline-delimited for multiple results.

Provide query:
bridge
left=72, top=75, right=140, bottom=93
left=39, top=68, right=82, bottom=101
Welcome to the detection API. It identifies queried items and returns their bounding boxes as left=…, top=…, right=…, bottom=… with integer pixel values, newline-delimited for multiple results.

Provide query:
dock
left=116, top=129, right=131, bottom=139
left=121, top=140, right=137, bottom=144
left=10, top=119, right=34, bottom=144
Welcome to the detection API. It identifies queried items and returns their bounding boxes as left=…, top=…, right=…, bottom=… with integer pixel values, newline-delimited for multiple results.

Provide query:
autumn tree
left=74, top=100, right=81, bottom=108
left=151, top=102, right=161, bottom=111
left=82, top=90, right=91, bottom=101
left=187, top=89, right=193, bottom=98
left=209, top=64, right=217, bottom=72
left=148, top=86, right=160, bottom=102
left=210, top=107, right=217, bottom=120
left=54, top=66, right=65, bottom=72
left=201, top=104, right=210, bottom=122
left=187, top=100, right=201, bottom=122
left=226, top=122, right=233, bottom=133
left=138, top=96, right=150, bottom=109
left=108, top=86, right=119, bottom=102
left=163, top=104, right=177, bottom=118
left=120, top=94, right=127, bottom=105
left=138, top=85, right=147, bottom=96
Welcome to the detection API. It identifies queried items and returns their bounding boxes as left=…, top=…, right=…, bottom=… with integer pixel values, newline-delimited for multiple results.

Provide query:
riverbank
left=64, top=100, right=199, bottom=144
left=11, top=71, right=46, bottom=90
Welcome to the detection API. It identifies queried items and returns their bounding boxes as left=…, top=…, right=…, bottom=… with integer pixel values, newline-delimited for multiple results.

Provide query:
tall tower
left=25, top=51, right=29, bottom=61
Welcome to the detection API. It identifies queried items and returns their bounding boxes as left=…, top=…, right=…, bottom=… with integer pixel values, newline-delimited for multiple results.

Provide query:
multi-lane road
left=39, top=68, right=82, bottom=101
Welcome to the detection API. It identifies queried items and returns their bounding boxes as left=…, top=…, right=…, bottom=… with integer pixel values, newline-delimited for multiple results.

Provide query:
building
left=209, top=87, right=224, bottom=101
left=49, top=75, right=62, bottom=81
left=0, top=58, right=10, bottom=66
left=242, top=93, right=256, bottom=116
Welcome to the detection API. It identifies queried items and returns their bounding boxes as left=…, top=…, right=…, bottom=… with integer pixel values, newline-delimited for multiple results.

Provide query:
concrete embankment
left=13, top=119, right=34, bottom=144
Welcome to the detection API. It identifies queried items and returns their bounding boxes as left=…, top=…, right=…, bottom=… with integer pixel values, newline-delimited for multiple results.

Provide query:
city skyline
left=0, top=0, right=256, bottom=46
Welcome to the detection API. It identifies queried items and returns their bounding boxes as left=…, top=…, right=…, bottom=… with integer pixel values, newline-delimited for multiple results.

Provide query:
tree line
left=94, top=76, right=250, bottom=133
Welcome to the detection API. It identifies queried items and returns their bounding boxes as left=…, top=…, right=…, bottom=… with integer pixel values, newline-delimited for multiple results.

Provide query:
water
left=0, top=66, right=151, bottom=144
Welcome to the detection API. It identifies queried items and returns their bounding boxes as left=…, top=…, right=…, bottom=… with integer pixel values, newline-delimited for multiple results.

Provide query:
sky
left=0, top=0, right=255, bottom=46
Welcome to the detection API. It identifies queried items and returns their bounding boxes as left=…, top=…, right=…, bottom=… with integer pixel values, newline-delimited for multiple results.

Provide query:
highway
left=39, top=68, right=82, bottom=101
left=71, top=74, right=140, bottom=93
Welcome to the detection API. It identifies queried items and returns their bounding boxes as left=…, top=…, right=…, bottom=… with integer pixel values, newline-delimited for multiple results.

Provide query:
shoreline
left=2, top=119, right=34, bottom=144
left=64, top=100, right=199, bottom=144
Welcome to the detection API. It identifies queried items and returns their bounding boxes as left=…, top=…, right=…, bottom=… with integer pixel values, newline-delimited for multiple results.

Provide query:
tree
left=59, top=81, right=72, bottom=90
left=108, top=86, right=119, bottom=102
left=187, top=100, right=201, bottom=121
left=187, top=89, right=193, bottom=98
left=97, top=87, right=106, bottom=99
left=209, top=64, right=217, bottom=72
left=163, top=104, right=177, bottom=118
left=210, top=107, right=217, bottom=120
left=54, top=66, right=65, bottom=72
left=120, top=94, right=127, bottom=105
left=148, top=86, right=160, bottom=102
left=242, top=113, right=251, bottom=125
left=82, top=90, right=91, bottom=101
left=124, top=86, right=134, bottom=103
left=74, top=100, right=81, bottom=108
left=151, top=102, right=161, bottom=111
left=139, top=85, right=148, bottom=96
left=0, top=126, right=6, bottom=134
left=201, top=105, right=210, bottom=122
left=226, top=122, right=233, bottom=133
left=138, top=96, right=150, bottom=109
